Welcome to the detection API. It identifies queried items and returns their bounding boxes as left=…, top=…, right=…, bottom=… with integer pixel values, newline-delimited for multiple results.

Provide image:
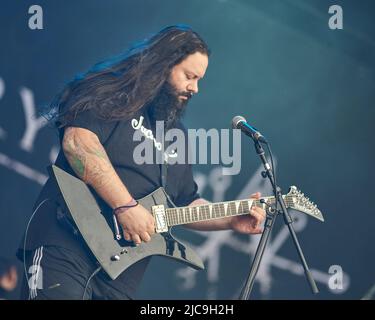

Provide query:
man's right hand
left=116, top=204, right=155, bottom=245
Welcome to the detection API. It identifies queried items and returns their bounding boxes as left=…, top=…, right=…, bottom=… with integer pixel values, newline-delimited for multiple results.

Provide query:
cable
left=23, top=197, right=102, bottom=300
left=23, top=198, right=50, bottom=293
left=82, top=266, right=102, bottom=300
left=265, top=143, right=278, bottom=213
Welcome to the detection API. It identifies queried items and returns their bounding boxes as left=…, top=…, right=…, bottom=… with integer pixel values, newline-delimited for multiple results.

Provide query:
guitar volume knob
left=111, top=255, right=121, bottom=261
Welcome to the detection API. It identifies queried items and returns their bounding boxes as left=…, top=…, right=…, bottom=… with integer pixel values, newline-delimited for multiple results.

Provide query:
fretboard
left=165, top=196, right=290, bottom=227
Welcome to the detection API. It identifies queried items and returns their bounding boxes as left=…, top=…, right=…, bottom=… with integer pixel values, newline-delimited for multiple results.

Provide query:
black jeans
left=21, top=245, right=134, bottom=300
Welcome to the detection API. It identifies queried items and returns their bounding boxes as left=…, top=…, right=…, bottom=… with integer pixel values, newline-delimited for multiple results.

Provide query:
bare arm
left=62, top=127, right=133, bottom=208
left=183, top=195, right=266, bottom=234
left=62, top=126, right=155, bottom=245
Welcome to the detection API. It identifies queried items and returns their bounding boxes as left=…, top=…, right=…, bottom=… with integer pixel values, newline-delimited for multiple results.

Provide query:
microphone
left=232, top=116, right=268, bottom=144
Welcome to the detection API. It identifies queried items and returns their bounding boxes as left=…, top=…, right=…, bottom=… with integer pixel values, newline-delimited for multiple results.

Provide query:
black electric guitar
left=49, top=165, right=324, bottom=280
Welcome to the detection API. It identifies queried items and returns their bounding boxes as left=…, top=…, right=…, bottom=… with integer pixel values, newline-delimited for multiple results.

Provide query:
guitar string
left=164, top=199, right=296, bottom=225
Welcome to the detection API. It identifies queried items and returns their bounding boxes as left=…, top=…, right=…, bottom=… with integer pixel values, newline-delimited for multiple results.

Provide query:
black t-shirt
left=19, top=107, right=200, bottom=296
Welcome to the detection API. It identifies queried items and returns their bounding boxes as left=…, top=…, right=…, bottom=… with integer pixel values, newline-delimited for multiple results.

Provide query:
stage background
left=0, top=0, right=374, bottom=299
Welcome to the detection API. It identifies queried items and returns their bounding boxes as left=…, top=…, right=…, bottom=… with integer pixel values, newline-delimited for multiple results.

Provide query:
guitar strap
left=159, top=140, right=178, bottom=252
left=160, top=140, right=178, bottom=209
left=160, top=141, right=168, bottom=189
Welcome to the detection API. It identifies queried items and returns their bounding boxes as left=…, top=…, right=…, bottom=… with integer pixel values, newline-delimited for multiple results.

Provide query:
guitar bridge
left=152, top=204, right=168, bottom=233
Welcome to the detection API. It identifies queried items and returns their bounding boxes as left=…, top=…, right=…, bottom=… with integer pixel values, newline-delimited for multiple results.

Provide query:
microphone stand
left=239, top=139, right=319, bottom=300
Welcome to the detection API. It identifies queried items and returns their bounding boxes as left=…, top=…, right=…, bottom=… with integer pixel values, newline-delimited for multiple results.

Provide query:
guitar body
left=47, top=164, right=324, bottom=281
left=49, top=165, right=204, bottom=280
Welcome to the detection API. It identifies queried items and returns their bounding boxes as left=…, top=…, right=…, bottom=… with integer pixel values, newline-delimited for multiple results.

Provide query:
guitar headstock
left=285, top=186, right=324, bottom=222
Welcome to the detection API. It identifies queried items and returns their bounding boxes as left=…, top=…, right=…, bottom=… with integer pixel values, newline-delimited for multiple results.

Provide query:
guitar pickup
left=152, top=205, right=168, bottom=233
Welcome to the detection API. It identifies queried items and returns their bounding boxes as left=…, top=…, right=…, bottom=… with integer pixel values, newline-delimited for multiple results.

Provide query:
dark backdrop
left=0, top=0, right=374, bottom=299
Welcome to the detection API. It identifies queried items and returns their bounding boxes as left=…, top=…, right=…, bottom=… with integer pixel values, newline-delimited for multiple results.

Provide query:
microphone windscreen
left=232, top=115, right=246, bottom=129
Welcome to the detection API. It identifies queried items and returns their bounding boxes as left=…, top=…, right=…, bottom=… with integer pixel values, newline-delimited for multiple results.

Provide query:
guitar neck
left=165, top=196, right=290, bottom=227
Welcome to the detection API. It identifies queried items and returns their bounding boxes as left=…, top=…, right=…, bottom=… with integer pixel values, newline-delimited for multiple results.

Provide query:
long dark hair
left=45, top=25, right=210, bottom=128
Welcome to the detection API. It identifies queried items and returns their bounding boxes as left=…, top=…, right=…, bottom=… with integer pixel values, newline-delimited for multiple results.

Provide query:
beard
left=148, top=80, right=192, bottom=129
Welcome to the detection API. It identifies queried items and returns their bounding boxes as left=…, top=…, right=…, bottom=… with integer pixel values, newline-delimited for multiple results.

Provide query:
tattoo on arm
left=62, top=127, right=113, bottom=187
